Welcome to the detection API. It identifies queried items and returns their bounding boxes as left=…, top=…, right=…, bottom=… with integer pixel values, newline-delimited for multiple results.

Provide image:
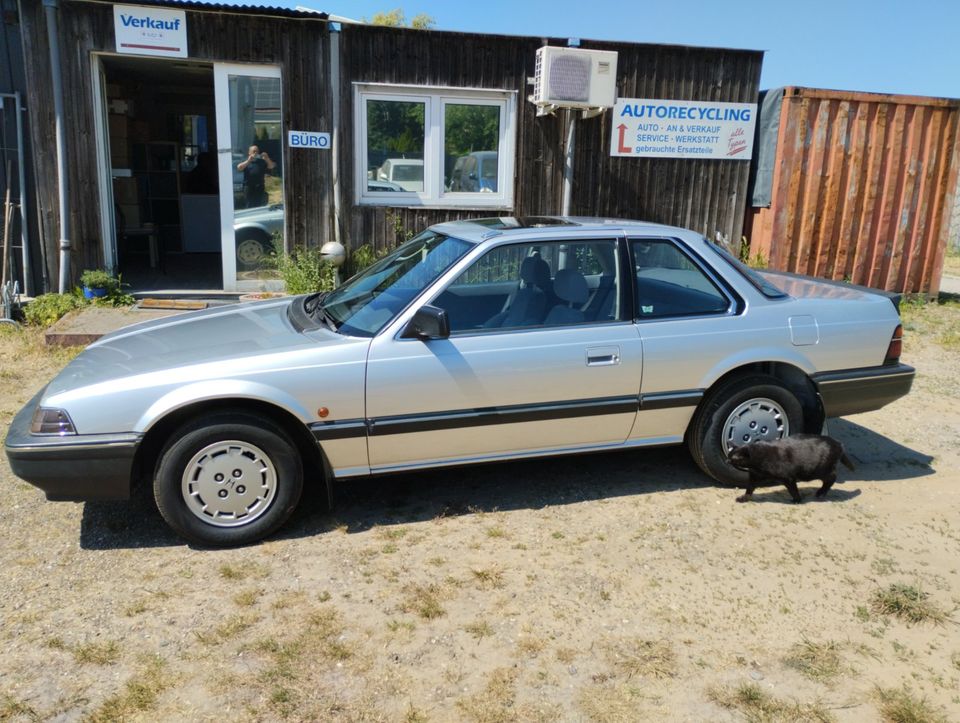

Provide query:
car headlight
left=30, top=407, right=77, bottom=435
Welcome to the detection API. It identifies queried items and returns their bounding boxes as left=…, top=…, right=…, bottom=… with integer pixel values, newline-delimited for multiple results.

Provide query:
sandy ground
left=0, top=299, right=958, bottom=722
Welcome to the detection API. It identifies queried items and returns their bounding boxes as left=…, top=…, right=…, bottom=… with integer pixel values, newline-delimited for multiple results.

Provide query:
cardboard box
left=108, top=113, right=128, bottom=138
left=113, top=176, right=139, bottom=205
left=118, top=203, right=141, bottom=229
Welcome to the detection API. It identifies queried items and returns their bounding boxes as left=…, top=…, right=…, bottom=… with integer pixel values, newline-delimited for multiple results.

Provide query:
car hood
left=45, top=298, right=350, bottom=396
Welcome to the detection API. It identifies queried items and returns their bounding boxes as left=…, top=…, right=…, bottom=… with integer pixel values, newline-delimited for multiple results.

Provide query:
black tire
left=687, top=375, right=804, bottom=486
left=235, top=231, right=271, bottom=270
left=154, top=413, right=303, bottom=547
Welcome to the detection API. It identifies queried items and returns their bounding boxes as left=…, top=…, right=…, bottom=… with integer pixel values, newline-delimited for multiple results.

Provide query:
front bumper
left=4, top=389, right=140, bottom=501
left=812, top=363, right=915, bottom=418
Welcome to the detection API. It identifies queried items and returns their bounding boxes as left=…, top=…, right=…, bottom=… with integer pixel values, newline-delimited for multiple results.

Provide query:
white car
left=376, top=158, right=424, bottom=191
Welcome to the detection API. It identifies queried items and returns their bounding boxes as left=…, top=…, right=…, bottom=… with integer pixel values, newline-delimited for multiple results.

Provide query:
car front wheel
left=154, top=413, right=303, bottom=547
left=687, top=375, right=804, bottom=486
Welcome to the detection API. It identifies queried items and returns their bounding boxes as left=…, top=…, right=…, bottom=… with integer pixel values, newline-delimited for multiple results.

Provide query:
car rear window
left=708, top=242, right=789, bottom=299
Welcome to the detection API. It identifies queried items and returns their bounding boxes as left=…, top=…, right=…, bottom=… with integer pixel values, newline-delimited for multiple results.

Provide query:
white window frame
left=354, top=83, right=517, bottom=209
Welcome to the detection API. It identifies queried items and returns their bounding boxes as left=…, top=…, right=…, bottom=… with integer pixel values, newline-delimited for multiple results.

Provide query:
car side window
left=433, top=239, right=621, bottom=334
left=631, top=238, right=730, bottom=319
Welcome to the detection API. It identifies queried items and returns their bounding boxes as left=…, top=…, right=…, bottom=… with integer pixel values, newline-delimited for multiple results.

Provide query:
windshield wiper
left=303, top=292, right=340, bottom=332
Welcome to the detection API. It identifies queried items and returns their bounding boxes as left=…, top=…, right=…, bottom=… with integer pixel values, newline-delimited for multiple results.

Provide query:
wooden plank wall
left=575, top=39, right=761, bottom=243
left=338, top=25, right=763, bottom=252
left=17, top=1, right=332, bottom=288
left=746, top=87, right=960, bottom=295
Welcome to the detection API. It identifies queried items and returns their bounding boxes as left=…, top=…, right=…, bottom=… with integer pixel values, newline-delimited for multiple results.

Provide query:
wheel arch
left=693, top=360, right=824, bottom=436
left=131, top=398, right=333, bottom=507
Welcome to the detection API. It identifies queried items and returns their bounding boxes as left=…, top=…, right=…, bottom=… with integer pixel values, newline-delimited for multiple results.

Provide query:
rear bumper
left=812, top=363, right=915, bottom=418
left=4, top=390, right=139, bottom=501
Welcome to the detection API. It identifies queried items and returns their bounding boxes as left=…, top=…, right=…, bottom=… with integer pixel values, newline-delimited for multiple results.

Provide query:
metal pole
left=43, top=0, right=71, bottom=293
left=561, top=108, right=575, bottom=216
left=14, top=92, right=31, bottom=297
left=329, top=27, right=343, bottom=250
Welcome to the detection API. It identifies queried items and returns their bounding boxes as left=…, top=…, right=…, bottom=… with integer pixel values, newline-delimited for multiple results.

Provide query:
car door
left=364, top=235, right=644, bottom=472
left=626, top=236, right=743, bottom=442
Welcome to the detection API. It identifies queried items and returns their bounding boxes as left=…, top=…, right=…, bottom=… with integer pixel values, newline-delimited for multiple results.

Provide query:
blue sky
left=207, top=0, right=958, bottom=98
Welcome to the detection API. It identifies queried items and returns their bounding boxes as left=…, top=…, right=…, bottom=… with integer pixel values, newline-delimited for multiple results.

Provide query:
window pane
left=444, top=104, right=500, bottom=193
left=632, top=240, right=729, bottom=318
left=230, top=75, right=283, bottom=283
left=436, top=240, right=619, bottom=333
left=366, top=100, right=425, bottom=191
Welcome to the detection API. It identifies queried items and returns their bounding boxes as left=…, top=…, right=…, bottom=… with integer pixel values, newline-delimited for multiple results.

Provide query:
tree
left=367, top=8, right=436, bottom=29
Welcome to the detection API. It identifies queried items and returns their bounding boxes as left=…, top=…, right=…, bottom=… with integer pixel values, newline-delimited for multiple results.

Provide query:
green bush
left=23, top=293, right=86, bottom=327
left=346, top=243, right=391, bottom=278
left=80, top=268, right=115, bottom=290
left=271, top=248, right=336, bottom=295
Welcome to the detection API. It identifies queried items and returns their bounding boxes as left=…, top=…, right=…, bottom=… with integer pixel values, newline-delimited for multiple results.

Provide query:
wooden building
left=13, top=0, right=763, bottom=293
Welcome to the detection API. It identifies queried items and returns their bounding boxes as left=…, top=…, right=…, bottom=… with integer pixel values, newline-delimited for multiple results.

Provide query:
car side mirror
left=401, top=305, right=450, bottom=340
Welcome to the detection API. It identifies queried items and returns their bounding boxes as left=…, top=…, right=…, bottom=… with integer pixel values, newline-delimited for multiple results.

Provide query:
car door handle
left=586, top=346, right=621, bottom=366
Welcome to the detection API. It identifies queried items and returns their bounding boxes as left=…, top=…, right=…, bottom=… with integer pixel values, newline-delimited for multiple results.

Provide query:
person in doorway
left=236, top=144, right=275, bottom=208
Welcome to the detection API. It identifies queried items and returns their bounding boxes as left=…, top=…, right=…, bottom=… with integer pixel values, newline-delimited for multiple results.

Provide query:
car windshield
left=320, top=231, right=472, bottom=337
left=392, top=164, right=423, bottom=181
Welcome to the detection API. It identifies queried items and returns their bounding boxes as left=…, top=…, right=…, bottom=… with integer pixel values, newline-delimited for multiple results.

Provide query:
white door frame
left=91, top=54, right=118, bottom=273
left=213, top=62, right=284, bottom=292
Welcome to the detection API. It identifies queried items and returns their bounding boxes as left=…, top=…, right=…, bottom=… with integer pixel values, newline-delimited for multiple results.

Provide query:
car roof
left=429, top=216, right=704, bottom=244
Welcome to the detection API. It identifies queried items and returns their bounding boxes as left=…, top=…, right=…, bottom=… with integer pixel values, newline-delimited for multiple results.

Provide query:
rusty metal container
left=746, top=87, right=960, bottom=295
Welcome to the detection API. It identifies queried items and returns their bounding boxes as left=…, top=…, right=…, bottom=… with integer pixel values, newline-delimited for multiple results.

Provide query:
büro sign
left=610, top=99, right=757, bottom=159
left=114, top=5, right=187, bottom=58
left=288, top=131, right=331, bottom=150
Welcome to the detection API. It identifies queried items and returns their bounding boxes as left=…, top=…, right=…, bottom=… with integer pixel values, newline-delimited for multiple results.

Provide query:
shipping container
left=746, top=87, right=960, bottom=295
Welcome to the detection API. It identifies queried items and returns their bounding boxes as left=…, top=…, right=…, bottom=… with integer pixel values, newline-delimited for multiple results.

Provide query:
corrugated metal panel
left=746, top=87, right=960, bottom=295
left=83, top=0, right=328, bottom=20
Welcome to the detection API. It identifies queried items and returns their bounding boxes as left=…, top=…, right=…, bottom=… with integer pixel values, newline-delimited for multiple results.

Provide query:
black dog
left=727, top=434, right=855, bottom=503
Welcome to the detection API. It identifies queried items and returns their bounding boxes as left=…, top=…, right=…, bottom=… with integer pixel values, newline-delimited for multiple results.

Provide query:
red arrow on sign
left=617, top=124, right=631, bottom=154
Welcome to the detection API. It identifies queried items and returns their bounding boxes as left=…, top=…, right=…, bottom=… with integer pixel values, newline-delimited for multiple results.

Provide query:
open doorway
left=100, top=56, right=221, bottom=291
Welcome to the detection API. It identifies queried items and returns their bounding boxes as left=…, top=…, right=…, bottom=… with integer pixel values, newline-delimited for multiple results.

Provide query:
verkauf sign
left=114, top=5, right=188, bottom=58
left=611, top=99, right=757, bottom=159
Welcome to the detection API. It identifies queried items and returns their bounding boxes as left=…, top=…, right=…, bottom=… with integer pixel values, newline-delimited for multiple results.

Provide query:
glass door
left=213, top=64, right=284, bottom=291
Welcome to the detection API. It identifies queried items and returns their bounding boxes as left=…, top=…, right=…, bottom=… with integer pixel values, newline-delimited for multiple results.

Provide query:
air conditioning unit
left=532, top=46, right=618, bottom=110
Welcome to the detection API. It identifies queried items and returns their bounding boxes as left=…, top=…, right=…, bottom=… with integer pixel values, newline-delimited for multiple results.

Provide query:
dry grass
left=875, top=685, right=949, bottom=723
left=783, top=639, right=848, bottom=683
left=709, top=682, right=835, bottom=722
left=870, top=583, right=949, bottom=625
left=604, top=638, right=677, bottom=679
left=196, top=613, right=259, bottom=645
left=578, top=683, right=659, bottom=722
left=72, top=640, right=121, bottom=665
left=86, top=655, right=170, bottom=723
left=400, top=583, right=446, bottom=619
left=464, top=619, right=494, bottom=641
left=456, top=668, right=520, bottom=723
left=471, top=566, right=505, bottom=589
left=899, top=297, right=960, bottom=352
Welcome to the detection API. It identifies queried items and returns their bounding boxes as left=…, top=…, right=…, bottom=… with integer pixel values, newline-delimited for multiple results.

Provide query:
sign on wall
left=611, top=99, right=757, bottom=159
left=113, top=5, right=188, bottom=58
left=288, top=131, right=331, bottom=149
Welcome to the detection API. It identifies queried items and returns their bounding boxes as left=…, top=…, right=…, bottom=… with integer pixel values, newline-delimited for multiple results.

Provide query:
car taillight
left=884, top=324, right=903, bottom=365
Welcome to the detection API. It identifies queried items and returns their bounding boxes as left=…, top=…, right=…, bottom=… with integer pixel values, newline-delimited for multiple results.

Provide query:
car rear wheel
left=154, top=413, right=303, bottom=547
left=687, top=375, right=804, bottom=486
left=236, top=232, right=270, bottom=270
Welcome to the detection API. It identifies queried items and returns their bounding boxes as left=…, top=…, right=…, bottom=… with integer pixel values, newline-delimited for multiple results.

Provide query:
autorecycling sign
left=611, top=98, right=757, bottom=159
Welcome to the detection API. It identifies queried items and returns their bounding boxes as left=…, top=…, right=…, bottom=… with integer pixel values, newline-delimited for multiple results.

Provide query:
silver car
left=5, top=218, right=914, bottom=546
